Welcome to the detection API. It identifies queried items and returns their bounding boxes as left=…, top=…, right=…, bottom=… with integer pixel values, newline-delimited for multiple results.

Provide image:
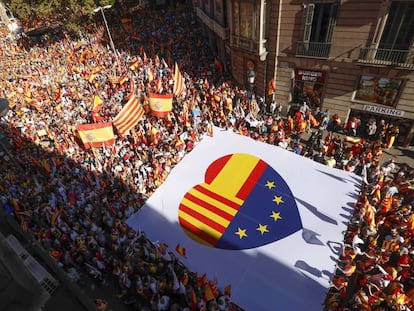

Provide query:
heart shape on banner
left=178, top=153, right=303, bottom=250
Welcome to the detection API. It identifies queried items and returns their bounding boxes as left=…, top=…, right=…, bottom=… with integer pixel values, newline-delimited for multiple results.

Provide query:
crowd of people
left=0, top=2, right=413, bottom=311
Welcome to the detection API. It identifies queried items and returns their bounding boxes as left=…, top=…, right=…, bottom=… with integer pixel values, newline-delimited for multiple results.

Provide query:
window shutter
left=325, top=3, right=339, bottom=42
left=303, top=3, right=315, bottom=42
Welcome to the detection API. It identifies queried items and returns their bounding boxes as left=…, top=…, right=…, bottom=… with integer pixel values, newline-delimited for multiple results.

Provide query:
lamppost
left=247, top=69, right=256, bottom=95
left=93, top=5, right=117, bottom=56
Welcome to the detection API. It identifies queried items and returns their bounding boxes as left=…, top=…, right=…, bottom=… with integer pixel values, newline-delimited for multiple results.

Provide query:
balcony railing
left=296, top=41, right=331, bottom=58
left=358, top=47, right=414, bottom=69
left=231, top=36, right=259, bottom=53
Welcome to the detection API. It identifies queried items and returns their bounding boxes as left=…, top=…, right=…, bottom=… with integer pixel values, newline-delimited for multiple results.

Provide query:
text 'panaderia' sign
left=363, top=105, right=405, bottom=117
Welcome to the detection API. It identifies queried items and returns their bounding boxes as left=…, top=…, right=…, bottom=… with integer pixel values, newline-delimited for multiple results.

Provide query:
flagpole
left=273, top=0, right=283, bottom=103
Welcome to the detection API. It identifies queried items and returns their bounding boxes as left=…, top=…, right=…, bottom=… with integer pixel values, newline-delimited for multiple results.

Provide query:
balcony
left=296, top=41, right=331, bottom=58
left=358, top=47, right=414, bottom=69
left=231, top=36, right=259, bottom=53
left=195, top=7, right=230, bottom=40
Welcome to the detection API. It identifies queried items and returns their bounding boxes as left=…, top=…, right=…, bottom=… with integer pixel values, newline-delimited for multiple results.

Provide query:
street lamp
left=247, top=69, right=256, bottom=94
left=93, top=5, right=117, bottom=56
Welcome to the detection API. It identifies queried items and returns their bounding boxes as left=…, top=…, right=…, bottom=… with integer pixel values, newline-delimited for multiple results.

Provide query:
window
left=304, top=3, right=338, bottom=44
left=297, top=2, right=339, bottom=58
left=233, top=1, right=254, bottom=39
left=358, top=2, right=414, bottom=66
left=379, top=1, right=414, bottom=51
left=375, top=1, right=414, bottom=63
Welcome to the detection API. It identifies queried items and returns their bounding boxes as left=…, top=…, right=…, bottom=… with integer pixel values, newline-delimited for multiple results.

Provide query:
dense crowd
left=0, top=3, right=413, bottom=311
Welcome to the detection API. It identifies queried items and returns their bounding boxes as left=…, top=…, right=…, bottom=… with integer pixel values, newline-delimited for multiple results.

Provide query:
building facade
left=195, top=0, right=414, bottom=146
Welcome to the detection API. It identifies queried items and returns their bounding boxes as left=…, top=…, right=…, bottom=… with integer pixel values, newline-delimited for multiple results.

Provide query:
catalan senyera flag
left=380, top=193, right=393, bottom=214
left=76, top=122, right=115, bottom=149
left=113, top=94, right=145, bottom=136
left=173, top=62, right=185, bottom=97
left=178, top=153, right=302, bottom=249
left=148, top=93, right=173, bottom=118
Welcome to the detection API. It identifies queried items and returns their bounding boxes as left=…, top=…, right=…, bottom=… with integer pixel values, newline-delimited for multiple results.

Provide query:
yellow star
left=270, top=211, right=282, bottom=221
left=256, top=224, right=269, bottom=235
left=265, top=181, right=275, bottom=189
left=235, top=227, right=248, bottom=239
left=272, top=195, right=284, bottom=205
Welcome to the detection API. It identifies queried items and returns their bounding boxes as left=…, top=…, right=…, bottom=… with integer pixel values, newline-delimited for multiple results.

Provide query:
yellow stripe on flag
left=188, top=187, right=240, bottom=215
left=181, top=197, right=231, bottom=228
left=206, top=154, right=260, bottom=200
left=113, top=94, right=145, bottom=136
left=178, top=210, right=222, bottom=241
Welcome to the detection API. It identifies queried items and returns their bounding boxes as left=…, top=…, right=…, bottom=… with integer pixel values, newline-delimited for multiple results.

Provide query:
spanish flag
left=92, top=95, right=105, bottom=122
left=204, top=281, right=219, bottom=302
left=129, top=59, right=139, bottom=71
left=266, top=78, right=276, bottom=95
left=214, top=57, right=223, bottom=73
left=76, top=122, right=115, bottom=149
left=175, top=244, right=187, bottom=258
left=51, top=208, right=63, bottom=226
left=149, top=93, right=173, bottom=117
left=224, top=284, right=231, bottom=297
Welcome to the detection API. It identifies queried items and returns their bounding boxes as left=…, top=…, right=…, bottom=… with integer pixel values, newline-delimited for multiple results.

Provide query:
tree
left=8, top=0, right=115, bottom=34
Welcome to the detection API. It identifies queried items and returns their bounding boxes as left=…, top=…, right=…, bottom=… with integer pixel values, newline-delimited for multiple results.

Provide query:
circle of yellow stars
left=234, top=180, right=283, bottom=239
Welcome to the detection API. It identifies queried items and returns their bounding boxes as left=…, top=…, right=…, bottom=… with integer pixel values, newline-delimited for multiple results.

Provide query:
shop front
left=348, top=104, right=414, bottom=147
left=348, top=74, right=414, bottom=147
left=291, top=68, right=326, bottom=109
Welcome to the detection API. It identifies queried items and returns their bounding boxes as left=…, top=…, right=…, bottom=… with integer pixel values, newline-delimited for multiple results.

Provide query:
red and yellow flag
left=175, top=243, right=187, bottom=258
left=76, top=122, right=115, bottom=149
left=173, top=62, right=185, bottom=97
left=266, top=78, right=276, bottom=95
left=214, top=57, right=223, bottom=73
left=92, top=95, right=105, bottom=122
left=129, top=59, right=139, bottom=71
left=204, top=281, right=219, bottom=302
left=148, top=93, right=173, bottom=117
left=113, top=94, right=145, bottom=136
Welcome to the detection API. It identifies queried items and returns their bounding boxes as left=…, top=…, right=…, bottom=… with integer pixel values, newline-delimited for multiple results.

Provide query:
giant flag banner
left=148, top=93, right=173, bottom=117
left=127, top=128, right=361, bottom=311
left=76, top=122, right=115, bottom=149
left=113, top=94, right=145, bottom=136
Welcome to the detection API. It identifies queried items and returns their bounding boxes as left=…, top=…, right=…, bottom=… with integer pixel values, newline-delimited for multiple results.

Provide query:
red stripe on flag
left=173, top=62, right=185, bottom=97
left=194, top=184, right=240, bottom=211
left=179, top=215, right=218, bottom=246
left=205, top=155, right=231, bottom=184
left=179, top=203, right=227, bottom=234
left=184, top=192, right=234, bottom=221
left=236, top=159, right=268, bottom=200
left=113, top=94, right=144, bottom=136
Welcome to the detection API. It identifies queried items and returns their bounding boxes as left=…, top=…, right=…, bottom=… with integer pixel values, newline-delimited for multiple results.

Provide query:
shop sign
left=363, top=105, right=405, bottom=117
left=295, top=69, right=325, bottom=83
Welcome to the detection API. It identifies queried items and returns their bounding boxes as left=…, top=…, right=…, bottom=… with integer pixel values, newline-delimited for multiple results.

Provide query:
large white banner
left=127, top=127, right=361, bottom=311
